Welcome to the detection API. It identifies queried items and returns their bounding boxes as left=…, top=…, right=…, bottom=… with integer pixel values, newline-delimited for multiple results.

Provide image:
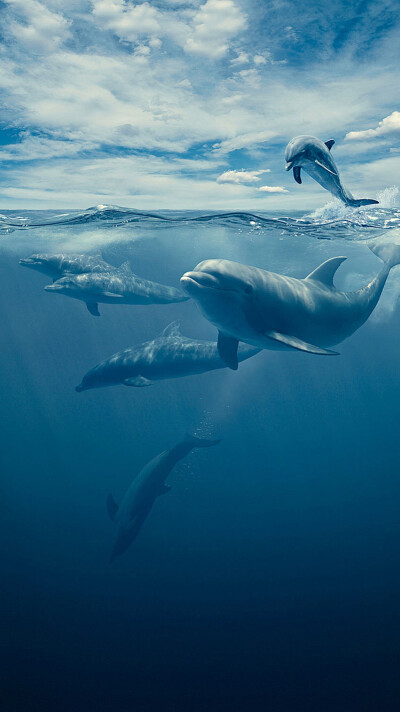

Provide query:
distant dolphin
left=19, top=253, right=119, bottom=281
left=107, top=434, right=220, bottom=562
left=284, top=135, right=379, bottom=207
left=44, top=268, right=188, bottom=316
left=75, top=322, right=260, bottom=390
left=180, top=242, right=400, bottom=369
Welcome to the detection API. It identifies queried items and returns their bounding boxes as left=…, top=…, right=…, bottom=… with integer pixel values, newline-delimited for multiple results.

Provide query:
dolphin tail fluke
left=184, top=433, right=221, bottom=448
left=347, top=198, right=379, bottom=207
left=369, top=241, right=400, bottom=270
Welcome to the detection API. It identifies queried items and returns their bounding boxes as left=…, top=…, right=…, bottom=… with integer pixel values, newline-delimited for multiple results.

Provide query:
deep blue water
left=2, top=199, right=400, bottom=711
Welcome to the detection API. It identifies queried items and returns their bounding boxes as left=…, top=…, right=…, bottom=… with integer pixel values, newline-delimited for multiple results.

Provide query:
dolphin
left=107, top=434, right=220, bottom=562
left=284, top=135, right=379, bottom=207
left=44, top=268, right=188, bottom=316
left=75, top=322, right=260, bottom=391
left=19, top=252, right=120, bottom=281
left=180, top=242, right=400, bottom=369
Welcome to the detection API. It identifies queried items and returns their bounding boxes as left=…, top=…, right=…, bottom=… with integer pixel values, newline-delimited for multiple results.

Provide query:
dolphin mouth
left=181, top=272, right=234, bottom=294
left=19, top=257, right=37, bottom=266
left=285, top=161, right=294, bottom=171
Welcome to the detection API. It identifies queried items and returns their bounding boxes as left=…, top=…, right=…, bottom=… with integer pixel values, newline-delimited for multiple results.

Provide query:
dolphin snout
left=285, top=161, right=293, bottom=171
left=44, top=283, right=62, bottom=291
left=180, top=271, right=219, bottom=292
left=19, top=257, right=36, bottom=266
left=75, top=383, right=84, bottom=392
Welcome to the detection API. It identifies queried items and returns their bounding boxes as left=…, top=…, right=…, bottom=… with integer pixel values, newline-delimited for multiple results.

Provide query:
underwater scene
left=3, top=192, right=400, bottom=711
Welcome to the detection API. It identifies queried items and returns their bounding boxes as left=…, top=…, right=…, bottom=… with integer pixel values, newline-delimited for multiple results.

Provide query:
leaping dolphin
left=19, top=253, right=119, bottom=281
left=75, top=322, right=259, bottom=391
left=284, top=135, right=379, bottom=207
left=107, top=434, right=220, bottom=562
left=180, top=242, right=400, bottom=369
left=44, top=267, right=188, bottom=316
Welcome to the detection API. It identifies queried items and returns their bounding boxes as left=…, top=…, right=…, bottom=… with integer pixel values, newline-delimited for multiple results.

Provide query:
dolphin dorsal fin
left=306, top=256, right=347, bottom=287
left=161, top=321, right=181, bottom=338
left=119, top=260, right=132, bottom=273
left=325, top=139, right=335, bottom=151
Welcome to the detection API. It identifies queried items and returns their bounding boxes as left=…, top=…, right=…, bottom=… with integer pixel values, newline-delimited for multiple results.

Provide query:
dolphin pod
left=75, top=321, right=260, bottom=391
left=107, top=434, right=220, bottom=562
left=44, top=263, right=188, bottom=316
left=285, top=135, right=379, bottom=207
left=180, top=242, right=400, bottom=370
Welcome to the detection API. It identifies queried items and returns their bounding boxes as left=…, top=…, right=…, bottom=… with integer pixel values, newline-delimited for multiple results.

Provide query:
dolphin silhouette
left=180, top=241, right=400, bottom=369
left=19, top=252, right=121, bottom=281
left=76, top=322, right=260, bottom=391
left=285, top=135, right=378, bottom=207
left=44, top=268, right=188, bottom=316
left=107, top=434, right=220, bottom=562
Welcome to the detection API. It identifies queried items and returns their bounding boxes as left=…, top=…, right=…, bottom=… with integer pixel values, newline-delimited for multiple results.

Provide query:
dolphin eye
left=244, top=285, right=253, bottom=295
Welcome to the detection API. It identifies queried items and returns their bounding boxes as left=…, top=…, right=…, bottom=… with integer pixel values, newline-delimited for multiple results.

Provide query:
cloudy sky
left=0, top=0, right=399, bottom=210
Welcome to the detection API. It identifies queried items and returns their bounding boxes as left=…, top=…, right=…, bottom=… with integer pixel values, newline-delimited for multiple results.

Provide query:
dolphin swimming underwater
left=75, top=322, right=260, bottom=391
left=44, top=267, right=188, bottom=316
left=107, top=434, right=220, bottom=562
left=180, top=242, right=400, bottom=369
left=284, top=135, right=379, bottom=207
left=19, top=253, right=118, bottom=281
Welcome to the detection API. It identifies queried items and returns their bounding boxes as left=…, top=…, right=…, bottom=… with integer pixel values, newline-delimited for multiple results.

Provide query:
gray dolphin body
left=44, top=267, right=188, bottom=316
left=75, top=322, right=260, bottom=391
left=19, top=253, right=116, bottom=280
left=180, top=242, right=400, bottom=369
left=107, top=434, right=220, bottom=562
left=285, top=135, right=379, bottom=207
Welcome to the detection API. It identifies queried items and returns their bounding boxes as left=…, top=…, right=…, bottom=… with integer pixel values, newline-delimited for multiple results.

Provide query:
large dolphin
left=75, top=322, right=259, bottom=391
left=19, top=252, right=118, bottom=281
left=284, top=135, right=379, bottom=207
left=44, top=267, right=188, bottom=316
left=180, top=242, right=400, bottom=369
left=107, top=434, right=220, bottom=562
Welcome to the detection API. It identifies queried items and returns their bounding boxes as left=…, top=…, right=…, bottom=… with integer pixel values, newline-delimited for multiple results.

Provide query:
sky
left=0, top=0, right=399, bottom=210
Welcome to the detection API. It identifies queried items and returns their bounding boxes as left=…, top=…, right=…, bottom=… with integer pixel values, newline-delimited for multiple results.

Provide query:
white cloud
left=217, top=168, right=270, bottom=184
left=230, top=51, right=249, bottom=65
left=253, top=54, right=268, bottom=65
left=345, top=111, right=400, bottom=141
left=258, top=185, right=288, bottom=193
left=185, top=0, right=246, bottom=58
left=6, top=0, right=71, bottom=53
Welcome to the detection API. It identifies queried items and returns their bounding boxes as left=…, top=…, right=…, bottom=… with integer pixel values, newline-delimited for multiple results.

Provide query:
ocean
left=2, top=193, right=400, bottom=711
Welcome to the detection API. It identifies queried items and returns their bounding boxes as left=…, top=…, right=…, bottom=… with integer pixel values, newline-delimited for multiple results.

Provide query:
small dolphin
left=180, top=242, right=400, bottom=369
left=19, top=252, right=120, bottom=281
left=107, top=434, right=220, bottom=562
left=284, top=135, right=378, bottom=207
left=44, top=269, right=188, bottom=316
left=75, top=322, right=259, bottom=391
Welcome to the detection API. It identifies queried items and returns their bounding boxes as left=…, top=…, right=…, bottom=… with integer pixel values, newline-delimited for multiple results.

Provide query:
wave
left=1, top=187, right=399, bottom=239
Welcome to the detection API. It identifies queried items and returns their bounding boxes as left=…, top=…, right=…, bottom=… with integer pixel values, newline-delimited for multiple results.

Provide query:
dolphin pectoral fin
left=123, top=376, right=153, bottom=387
left=86, top=301, right=100, bottom=316
left=314, top=159, right=337, bottom=176
left=158, top=485, right=171, bottom=496
left=306, top=256, right=347, bottom=287
left=218, top=331, right=239, bottom=370
left=106, top=493, right=119, bottom=521
left=293, top=166, right=302, bottom=184
left=264, top=331, right=339, bottom=355
left=325, top=139, right=335, bottom=151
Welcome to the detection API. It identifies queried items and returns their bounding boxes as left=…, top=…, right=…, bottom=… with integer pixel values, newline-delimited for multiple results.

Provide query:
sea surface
left=2, top=191, right=400, bottom=711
